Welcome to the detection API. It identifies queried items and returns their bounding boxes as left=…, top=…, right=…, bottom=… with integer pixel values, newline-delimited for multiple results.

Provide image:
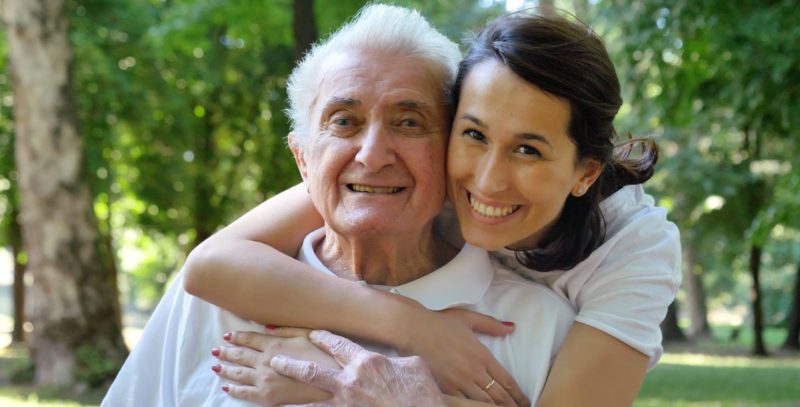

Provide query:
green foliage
left=7, top=358, right=34, bottom=385
left=596, top=0, right=800, bottom=325
left=74, top=345, right=122, bottom=388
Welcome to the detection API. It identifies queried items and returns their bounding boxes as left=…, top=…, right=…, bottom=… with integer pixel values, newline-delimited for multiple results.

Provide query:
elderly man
left=104, top=5, right=574, bottom=406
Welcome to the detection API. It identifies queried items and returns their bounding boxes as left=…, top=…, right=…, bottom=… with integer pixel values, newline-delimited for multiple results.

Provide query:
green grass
left=635, top=353, right=800, bottom=407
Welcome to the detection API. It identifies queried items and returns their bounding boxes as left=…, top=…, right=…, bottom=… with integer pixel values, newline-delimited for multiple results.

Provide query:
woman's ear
left=571, top=159, right=603, bottom=197
left=288, top=132, right=308, bottom=182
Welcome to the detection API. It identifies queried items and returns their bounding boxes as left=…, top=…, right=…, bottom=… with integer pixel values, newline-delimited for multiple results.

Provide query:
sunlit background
left=0, top=0, right=798, bottom=405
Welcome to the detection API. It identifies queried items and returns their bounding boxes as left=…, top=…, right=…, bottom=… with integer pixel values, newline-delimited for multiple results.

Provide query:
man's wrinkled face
left=291, top=49, right=449, bottom=240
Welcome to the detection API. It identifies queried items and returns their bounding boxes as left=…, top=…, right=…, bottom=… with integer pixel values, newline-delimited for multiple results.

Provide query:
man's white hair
left=285, top=3, right=461, bottom=145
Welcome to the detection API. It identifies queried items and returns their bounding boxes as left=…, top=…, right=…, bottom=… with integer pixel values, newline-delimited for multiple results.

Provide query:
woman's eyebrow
left=459, top=113, right=487, bottom=128
left=460, top=113, right=552, bottom=146
left=517, top=132, right=552, bottom=146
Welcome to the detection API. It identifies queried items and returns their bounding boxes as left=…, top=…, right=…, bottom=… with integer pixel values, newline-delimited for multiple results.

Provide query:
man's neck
left=316, top=225, right=456, bottom=286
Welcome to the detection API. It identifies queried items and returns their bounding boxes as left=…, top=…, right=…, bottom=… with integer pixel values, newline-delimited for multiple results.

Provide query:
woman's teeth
left=469, top=195, right=519, bottom=218
left=350, top=184, right=401, bottom=194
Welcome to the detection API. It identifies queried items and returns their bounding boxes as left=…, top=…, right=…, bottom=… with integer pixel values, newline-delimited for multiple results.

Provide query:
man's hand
left=271, top=330, right=446, bottom=407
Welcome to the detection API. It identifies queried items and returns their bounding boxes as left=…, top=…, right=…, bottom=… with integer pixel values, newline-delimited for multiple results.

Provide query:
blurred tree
left=3, top=0, right=126, bottom=385
left=600, top=0, right=799, bottom=355
left=0, top=31, right=26, bottom=344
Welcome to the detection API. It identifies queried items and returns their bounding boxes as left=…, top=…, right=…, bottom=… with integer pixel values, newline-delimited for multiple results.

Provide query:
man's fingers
left=270, top=354, right=340, bottom=393
left=308, top=330, right=364, bottom=366
left=487, top=362, right=529, bottom=407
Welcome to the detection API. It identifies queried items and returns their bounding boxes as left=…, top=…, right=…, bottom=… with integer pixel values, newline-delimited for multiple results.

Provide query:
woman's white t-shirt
left=436, top=184, right=681, bottom=368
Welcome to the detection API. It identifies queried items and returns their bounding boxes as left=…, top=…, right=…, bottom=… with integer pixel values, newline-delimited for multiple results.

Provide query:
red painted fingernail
left=502, top=321, right=515, bottom=327
left=211, top=364, right=221, bottom=373
left=223, top=332, right=232, bottom=341
left=211, top=347, right=221, bottom=357
left=222, top=384, right=229, bottom=393
left=265, top=324, right=276, bottom=330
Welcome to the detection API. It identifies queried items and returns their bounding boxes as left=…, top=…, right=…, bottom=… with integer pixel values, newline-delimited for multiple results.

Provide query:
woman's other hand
left=212, top=327, right=337, bottom=406
left=271, top=330, right=446, bottom=407
left=397, top=306, right=529, bottom=407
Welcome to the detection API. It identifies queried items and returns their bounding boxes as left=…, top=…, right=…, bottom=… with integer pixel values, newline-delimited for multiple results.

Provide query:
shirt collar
left=297, top=228, right=494, bottom=310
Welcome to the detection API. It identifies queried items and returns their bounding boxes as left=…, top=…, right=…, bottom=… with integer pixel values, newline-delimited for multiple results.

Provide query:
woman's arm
left=183, top=183, right=525, bottom=405
left=535, top=323, right=648, bottom=406
left=184, top=183, right=404, bottom=340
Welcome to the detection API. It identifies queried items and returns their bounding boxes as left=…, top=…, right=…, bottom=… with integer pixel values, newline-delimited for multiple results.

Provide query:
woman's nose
left=474, top=152, right=509, bottom=195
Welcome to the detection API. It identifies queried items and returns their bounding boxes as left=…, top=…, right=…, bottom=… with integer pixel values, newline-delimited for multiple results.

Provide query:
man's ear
left=571, top=159, right=603, bottom=197
left=288, top=132, right=308, bottom=182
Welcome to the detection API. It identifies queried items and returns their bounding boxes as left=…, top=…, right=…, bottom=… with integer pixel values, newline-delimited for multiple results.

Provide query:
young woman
left=183, top=7, right=681, bottom=406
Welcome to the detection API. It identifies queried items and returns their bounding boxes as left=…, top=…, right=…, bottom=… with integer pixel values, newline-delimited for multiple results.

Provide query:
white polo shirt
left=436, top=184, right=682, bottom=368
left=103, top=231, right=574, bottom=406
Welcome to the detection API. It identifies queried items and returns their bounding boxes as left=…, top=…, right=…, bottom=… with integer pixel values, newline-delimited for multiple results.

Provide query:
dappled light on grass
left=661, top=353, right=800, bottom=368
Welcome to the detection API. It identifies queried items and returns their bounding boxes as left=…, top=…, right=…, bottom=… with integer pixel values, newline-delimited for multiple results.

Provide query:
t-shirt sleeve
left=572, top=209, right=682, bottom=369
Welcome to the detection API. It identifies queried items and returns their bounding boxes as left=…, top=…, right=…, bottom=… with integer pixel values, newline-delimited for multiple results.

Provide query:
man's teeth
left=350, top=184, right=400, bottom=194
left=469, top=195, right=519, bottom=218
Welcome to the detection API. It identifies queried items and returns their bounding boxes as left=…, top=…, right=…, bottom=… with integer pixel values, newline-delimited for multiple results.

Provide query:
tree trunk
left=9, top=188, right=26, bottom=343
left=750, top=244, right=767, bottom=356
left=683, top=244, right=711, bottom=338
left=782, top=260, right=800, bottom=350
left=4, top=0, right=127, bottom=385
left=293, top=0, right=317, bottom=63
left=661, top=300, right=686, bottom=342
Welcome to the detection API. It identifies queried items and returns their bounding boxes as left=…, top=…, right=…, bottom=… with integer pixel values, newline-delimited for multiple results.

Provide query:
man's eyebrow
left=324, top=96, right=361, bottom=108
left=459, top=113, right=552, bottom=146
left=397, top=99, right=433, bottom=111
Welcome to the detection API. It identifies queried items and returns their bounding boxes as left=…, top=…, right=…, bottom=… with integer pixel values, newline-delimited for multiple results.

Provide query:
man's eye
left=516, top=144, right=542, bottom=157
left=463, top=129, right=486, bottom=142
left=400, top=118, right=419, bottom=127
left=333, top=117, right=352, bottom=126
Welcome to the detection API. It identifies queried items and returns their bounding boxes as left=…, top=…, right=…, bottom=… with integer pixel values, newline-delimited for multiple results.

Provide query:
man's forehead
left=320, top=94, right=436, bottom=113
left=315, top=50, right=444, bottom=104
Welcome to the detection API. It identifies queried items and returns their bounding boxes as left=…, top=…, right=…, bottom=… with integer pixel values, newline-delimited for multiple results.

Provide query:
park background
left=0, top=0, right=798, bottom=405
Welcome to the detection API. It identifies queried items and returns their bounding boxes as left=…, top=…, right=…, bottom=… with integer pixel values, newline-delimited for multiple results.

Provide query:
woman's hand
left=395, top=305, right=530, bottom=407
left=212, top=327, right=338, bottom=406
left=271, top=330, right=446, bottom=407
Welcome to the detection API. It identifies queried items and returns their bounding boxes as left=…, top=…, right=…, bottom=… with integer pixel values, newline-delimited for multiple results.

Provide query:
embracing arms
left=183, top=182, right=525, bottom=405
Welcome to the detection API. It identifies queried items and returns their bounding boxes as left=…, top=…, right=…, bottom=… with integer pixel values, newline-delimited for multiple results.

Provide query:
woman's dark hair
left=452, top=11, right=658, bottom=272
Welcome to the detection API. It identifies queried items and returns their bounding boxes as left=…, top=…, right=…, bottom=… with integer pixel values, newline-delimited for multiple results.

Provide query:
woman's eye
left=516, top=144, right=542, bottom=157
left=464, top=129, right=486, bottom=142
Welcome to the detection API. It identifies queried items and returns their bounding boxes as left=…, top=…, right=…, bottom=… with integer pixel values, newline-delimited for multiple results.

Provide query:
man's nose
left=474, top=151, right=509, bottom=195
left=354, top=124, right=397, bottom=172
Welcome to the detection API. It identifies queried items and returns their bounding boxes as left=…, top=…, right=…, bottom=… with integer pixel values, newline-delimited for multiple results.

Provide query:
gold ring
left=484, top=378, right=496, bottom=391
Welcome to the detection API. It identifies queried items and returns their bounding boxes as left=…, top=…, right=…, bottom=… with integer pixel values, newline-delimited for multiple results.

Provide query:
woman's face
left=447, top=59, right=599, bottom=251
